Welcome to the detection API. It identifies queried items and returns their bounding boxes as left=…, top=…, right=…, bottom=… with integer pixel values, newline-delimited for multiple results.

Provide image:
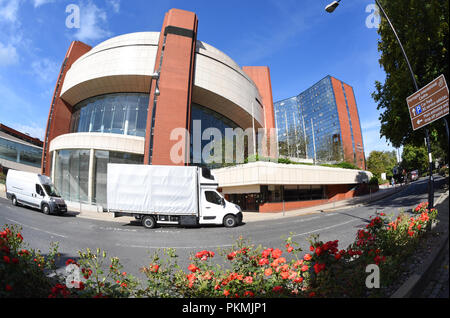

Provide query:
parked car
left=5, top=170, right=67, bottom=215
left=409, top=170, right=419, bottom=181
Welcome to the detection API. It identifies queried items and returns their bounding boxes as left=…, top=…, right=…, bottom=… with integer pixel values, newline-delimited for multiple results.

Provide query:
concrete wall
left=212, top=161, right=372, bottom=188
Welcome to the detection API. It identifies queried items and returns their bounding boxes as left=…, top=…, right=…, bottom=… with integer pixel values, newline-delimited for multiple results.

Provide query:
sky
left=0, top=0, right=401, bottom=159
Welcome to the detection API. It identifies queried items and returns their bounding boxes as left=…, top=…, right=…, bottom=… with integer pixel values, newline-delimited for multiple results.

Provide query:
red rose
left=243, top=276, right=253, bottom=284
left=243, top=291, right=254, bottom=297
left=315, top=247, right=322, bottom=256
left=188, top=264, right=199, bottom=273
left=5, top=284, right=12, bottom=292
left=272, top=286, right=283, bottom=293
left=303, top=253, right=312, bottom=261
left=272, top=248, right=283, bottom=259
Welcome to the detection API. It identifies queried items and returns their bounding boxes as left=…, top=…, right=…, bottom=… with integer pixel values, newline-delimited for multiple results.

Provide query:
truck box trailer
left=107, top=164, right=243, bottom=229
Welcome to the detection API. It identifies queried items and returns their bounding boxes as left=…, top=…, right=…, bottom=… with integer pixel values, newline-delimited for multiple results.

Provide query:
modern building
left=42, top=8, right=372, bottom=212
left=0, top=124, right=43, bottom=174
left=42, top=8, right=276, bottom=205
left=274, top=75, right=366, bottom=169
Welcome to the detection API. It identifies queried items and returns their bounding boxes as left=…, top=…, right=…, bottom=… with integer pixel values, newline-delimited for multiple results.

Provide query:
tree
left=400, top=144, right=428, bottom=174
left=372, top=0, right=449, bottom=153
left=366, top=150, right=397, bottom=179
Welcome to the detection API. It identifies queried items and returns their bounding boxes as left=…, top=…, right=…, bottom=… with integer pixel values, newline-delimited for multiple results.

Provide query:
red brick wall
left=144, top=9, right=198, bottom=165
left=41, top=41, right=92, bottom=175
left=343, top=83, right=366, bottom=170
left=331, top=77, right=354, bottom=165
left=242, top=66, right=277, bottom=157
left=257, top=183, right=378, bottom=213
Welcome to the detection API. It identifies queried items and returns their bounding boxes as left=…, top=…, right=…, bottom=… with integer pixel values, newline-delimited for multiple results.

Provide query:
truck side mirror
left=221, top=198, right=225, bottom=207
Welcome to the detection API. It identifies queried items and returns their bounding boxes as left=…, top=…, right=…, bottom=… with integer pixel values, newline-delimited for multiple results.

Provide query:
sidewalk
left=242, top=184, right=408, bottom=223
left=391, top=189, right=449, bottom=298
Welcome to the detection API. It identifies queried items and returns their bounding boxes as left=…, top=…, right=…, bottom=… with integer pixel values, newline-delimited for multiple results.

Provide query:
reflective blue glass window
left=0, top=137, right=42, bottom=168
left=70, top=93, right=149, bottom=137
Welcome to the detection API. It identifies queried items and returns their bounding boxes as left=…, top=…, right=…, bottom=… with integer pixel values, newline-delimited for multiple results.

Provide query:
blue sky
left=0, top=0, right=401, bottom=158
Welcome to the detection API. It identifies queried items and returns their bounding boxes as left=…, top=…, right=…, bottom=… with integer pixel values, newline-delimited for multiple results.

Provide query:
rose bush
left=0, top=202, right=438, bottom=298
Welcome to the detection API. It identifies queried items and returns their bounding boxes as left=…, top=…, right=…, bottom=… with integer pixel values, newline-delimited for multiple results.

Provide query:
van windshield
left=43, top=184, right=61, bottom=197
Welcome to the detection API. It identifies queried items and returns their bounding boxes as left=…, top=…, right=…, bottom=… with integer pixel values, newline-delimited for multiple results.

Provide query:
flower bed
left=0, top=202, right=439, bottom=298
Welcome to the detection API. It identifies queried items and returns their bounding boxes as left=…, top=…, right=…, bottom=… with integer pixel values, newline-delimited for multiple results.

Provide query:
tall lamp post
left=326, top=0, right=435, bottom=208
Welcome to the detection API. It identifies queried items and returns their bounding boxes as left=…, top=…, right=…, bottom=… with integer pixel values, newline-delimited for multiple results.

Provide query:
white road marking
left=5, top=218, right=67, bottom=238
left=291, top=219, right=358, bottom=238
left=115, top=243, right=234, bottom=250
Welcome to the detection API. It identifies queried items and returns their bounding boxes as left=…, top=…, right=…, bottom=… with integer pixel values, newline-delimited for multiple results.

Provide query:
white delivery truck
left=106, top=164, right=243, bottom=229
left=5, top=170, right=67, bottom=215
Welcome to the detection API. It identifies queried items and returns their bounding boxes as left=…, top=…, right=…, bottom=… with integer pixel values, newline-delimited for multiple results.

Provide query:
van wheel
left=142, top=216, right=156, bottom=229
left=223, top=215, right=237, bottom=228
left=42, top=204, right=50, bottom=215
left=11, top=196, right=18, bottom=206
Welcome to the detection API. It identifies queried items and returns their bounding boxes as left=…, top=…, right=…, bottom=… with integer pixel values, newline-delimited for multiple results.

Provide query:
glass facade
left=70, top=93, right=149, bottom=137
left=190, top=103, right=245, bottom=168
left=0, top=137, right=42, bottom=168
left=52, top=149, right=143, bottom=204
left=274, top=76, right=345, bottom=163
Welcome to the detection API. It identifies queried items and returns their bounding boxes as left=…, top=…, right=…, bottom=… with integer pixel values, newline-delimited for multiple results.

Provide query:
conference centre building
left=42, top=8, right=372, bottom=212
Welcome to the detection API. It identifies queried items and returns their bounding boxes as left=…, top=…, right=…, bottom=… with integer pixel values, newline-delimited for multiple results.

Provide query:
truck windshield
left=202, top=167, right=215, bottom=180
left=42, top=184, right=61, bottom=197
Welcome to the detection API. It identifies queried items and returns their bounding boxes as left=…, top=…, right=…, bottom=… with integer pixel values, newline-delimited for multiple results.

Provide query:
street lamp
left=325, top=0, right=435, bottom=208
left=325, top=0, right=340, bottom=13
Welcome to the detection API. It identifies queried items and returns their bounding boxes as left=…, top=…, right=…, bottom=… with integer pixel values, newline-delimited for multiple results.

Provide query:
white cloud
left=9, top=123, right=45, bottom=141
left=31, top=58, right=59, bottom=83
left=107, top=0, right=120, bottom=13
left=0, top=0, right=20, bottom=23
left=0, top=41, right=19, bottom=66
left=73, top=0, right=112, bottom=42
left=33, top=0, right=54, bottom=8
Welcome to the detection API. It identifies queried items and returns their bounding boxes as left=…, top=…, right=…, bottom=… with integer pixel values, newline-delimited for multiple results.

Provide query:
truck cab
left=198, top=167, right=242, bottom=227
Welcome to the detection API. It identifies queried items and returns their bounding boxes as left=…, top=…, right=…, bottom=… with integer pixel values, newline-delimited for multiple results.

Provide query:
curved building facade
left=42, top=8, right=276, bottom=205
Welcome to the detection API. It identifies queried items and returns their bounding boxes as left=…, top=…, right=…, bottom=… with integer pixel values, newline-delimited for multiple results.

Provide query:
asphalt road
left=0, top=176, right=447, bottom=282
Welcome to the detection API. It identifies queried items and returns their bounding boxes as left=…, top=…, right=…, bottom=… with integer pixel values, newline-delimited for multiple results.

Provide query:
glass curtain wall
left=190, top=103, right=244, bottom=169
left=274, top=76, right=344, bottom=163
left=70, top=93, right=149, bottom=137
left=52, top=149, right=143, bottom=204
left=0, top=137, right=42, bottom=167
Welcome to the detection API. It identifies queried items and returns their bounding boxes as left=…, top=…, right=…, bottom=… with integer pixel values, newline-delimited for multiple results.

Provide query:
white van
left=5, top=170, right=67, bottom=215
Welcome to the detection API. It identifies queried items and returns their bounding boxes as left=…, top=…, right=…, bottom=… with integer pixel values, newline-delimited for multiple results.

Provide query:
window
left=70, top=93, right=149, bottom=137
left=36, top=184, right=44, bottom=196
left=205, top=191, right=222, bottom=205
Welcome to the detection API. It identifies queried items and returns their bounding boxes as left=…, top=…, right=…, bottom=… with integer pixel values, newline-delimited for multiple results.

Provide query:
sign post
left=406, top=74, right=449, bottom=209
left=407, top=74, right=449, bottom=131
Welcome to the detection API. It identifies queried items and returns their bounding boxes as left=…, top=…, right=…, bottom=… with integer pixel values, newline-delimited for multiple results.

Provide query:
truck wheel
left=223, top=215, right=237, bottom=228
left=42, top=204, right=50, bottom=215
left=11, top=196, right=18, bottom=206
left=142, top=216, right=156, bottom=229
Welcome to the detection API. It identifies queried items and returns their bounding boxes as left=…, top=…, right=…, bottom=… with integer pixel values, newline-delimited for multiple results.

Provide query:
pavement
left=391, top=187, right=449, bottom=298
left=0, top=182, right=409, bottom=223
left=416, top=189, right=449, bottom=298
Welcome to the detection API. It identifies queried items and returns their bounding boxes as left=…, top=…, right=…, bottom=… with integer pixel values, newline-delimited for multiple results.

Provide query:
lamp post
left=325, top=0, right=435, bottom=208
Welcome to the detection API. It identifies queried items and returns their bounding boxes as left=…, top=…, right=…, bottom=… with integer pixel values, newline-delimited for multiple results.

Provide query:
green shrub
left=1, top=202, right=438, bottom=298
